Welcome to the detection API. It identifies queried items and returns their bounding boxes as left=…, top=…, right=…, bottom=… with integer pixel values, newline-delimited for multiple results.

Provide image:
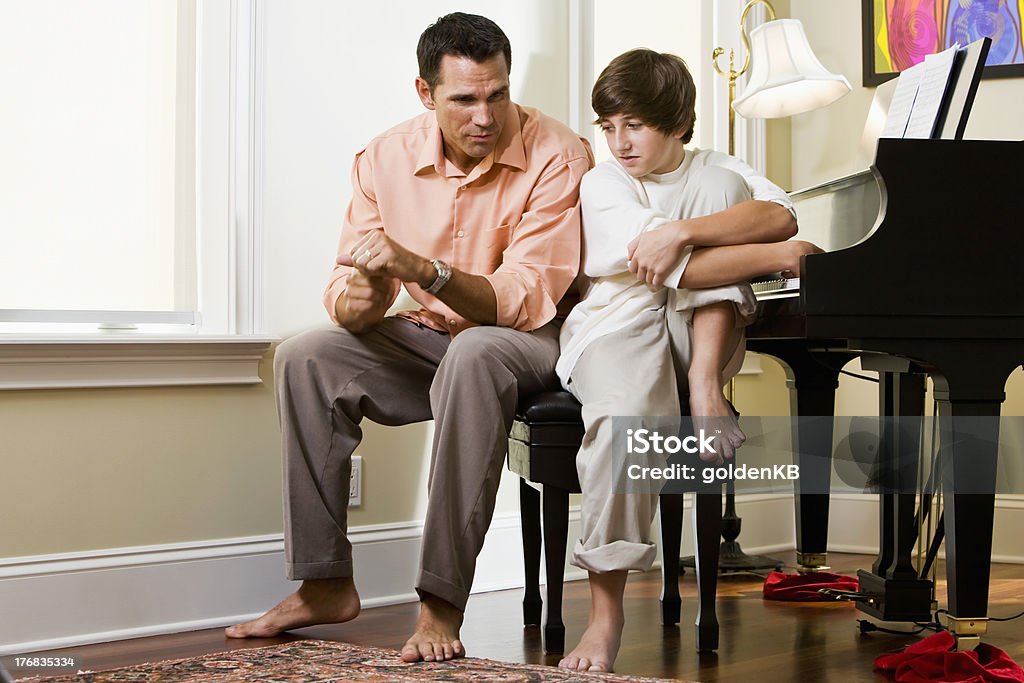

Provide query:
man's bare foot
left=558, top=616, right=625, bottom=672
left=689, top=381, right=746, bottom=464
left=400, top=594, right=465, bottom=662
left=224, top=577, right=360, bottom=638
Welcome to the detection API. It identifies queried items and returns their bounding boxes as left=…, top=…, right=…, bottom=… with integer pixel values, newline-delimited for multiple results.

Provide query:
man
left=226, top=13, right=592, bottom=664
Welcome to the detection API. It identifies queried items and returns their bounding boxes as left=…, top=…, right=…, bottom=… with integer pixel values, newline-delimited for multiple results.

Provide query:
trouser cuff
left=416, top=569, right=469, bottom=612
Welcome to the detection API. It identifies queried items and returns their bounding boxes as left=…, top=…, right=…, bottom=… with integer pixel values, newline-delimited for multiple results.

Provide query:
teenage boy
left=555, top=48, right=819, bottom=673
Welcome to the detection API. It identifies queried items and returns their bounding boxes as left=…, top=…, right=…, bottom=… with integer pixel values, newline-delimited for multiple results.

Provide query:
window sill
left=0, top=335, right=277, bottom=390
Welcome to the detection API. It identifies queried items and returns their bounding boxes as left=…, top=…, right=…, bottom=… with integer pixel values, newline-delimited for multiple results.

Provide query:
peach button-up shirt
left=324, top=104, right=593, bottom=335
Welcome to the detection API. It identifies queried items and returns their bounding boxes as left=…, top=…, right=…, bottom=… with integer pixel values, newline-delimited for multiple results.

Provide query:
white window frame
left=0, top=0, right=275, bottom=390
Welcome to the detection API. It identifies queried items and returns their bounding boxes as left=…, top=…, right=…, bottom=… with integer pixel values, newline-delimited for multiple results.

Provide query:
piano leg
left=935, top=393, right=1000, bottom=649
left=747, top=342, right=855, bottom=571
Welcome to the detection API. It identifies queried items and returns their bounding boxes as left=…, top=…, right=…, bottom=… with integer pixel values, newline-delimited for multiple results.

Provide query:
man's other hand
left=344, top=229, right=434, bottom=287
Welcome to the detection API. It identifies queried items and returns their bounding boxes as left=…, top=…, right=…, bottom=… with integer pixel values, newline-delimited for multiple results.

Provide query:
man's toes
left=400, top=644, right=421, bottom=663
left=419, top=643, right=436, bottom=662
left=452, top=640, right=465, bottom=657
left=558, top=656, right=579, bottom=670
left=441, top=643, right=454, bottom=660
left=578, top=657, right=593, bottom=671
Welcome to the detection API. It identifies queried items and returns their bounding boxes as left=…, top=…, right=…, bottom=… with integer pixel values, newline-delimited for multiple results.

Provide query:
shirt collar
left=414, top=104, right=526, bottom=178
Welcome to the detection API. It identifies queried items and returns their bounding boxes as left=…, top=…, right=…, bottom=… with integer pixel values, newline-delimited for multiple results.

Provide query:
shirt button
left=456, top=230, right=465, bottom=238
left=449, top=320, right=458, bottom=327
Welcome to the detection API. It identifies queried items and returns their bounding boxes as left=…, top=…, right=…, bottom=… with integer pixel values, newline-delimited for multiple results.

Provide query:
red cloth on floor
left=874, top=631, right=1024, bottom=683
left=762, top=570, right=858, bottom=601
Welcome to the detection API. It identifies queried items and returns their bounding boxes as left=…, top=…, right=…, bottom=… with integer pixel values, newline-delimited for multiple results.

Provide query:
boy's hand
left=778, top=240, right=823, bottom=278
left=627, top=225, right=691, bottom=287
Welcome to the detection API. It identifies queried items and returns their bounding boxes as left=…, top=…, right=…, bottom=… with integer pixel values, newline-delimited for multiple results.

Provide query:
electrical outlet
left=349, top=456, right=362, bottom=507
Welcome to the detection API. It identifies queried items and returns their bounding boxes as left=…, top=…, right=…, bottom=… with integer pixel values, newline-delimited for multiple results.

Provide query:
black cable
left=935, top=607, right=1024, bottom=622
left=991, top=610, right=1024, bottom=622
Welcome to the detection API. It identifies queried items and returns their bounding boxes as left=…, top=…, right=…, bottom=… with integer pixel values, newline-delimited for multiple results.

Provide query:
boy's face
left=599, top=114, right=686, bottom=178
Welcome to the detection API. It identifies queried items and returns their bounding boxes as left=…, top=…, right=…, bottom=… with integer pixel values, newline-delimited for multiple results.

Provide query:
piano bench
left=508, top=389, right=722, bottom=653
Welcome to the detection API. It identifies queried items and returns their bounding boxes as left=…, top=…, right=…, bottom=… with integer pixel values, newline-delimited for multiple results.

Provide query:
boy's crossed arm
left=626, top=199, right=819, bottom=289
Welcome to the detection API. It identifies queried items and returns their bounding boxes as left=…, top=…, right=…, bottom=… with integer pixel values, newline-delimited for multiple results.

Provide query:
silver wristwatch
left=424, top=258, right=453, bottom=294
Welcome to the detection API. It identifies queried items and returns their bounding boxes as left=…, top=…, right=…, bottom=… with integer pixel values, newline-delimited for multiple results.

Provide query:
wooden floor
left=5, top=552, right=1024, bottom=682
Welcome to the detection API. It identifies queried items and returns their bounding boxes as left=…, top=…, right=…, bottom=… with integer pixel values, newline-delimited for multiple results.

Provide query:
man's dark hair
left=417, top=13, right=512, bottom=90
left=592, top=48, right=697, bottom=143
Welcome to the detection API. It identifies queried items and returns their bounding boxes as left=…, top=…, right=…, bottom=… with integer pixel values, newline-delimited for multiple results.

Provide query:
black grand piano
left=746, top=134, right=1024, bottom=648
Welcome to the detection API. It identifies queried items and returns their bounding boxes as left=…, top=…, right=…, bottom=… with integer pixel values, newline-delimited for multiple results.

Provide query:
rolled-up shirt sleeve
left=323, top=149, right=399, bottom=324
left=482, top=154, right=592, bottom=330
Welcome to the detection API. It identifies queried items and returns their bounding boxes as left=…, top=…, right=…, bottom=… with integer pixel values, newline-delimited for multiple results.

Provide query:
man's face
left=416, top=54, right=510, bottom=173
left=599, top=113, right=686, bottom=178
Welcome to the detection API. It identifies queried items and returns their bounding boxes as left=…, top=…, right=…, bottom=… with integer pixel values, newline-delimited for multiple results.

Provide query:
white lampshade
left=733, top=18, right=851, bottom=119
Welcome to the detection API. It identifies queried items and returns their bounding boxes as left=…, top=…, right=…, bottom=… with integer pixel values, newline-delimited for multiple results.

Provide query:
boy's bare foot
left=558, top=616, right=625, bottom=673
left=224, top=577, right=360, bottom=638
left=400, top=594, right=465, bottom=662
left=689, top=381, right=745, bottom=464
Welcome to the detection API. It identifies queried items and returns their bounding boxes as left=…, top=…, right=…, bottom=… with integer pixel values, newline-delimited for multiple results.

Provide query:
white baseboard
left=826, top=493, right=1024, bottom=564
left=0, top=493, right=903, bottom=655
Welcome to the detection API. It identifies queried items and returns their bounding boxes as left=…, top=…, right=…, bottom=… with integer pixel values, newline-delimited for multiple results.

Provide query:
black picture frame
left=862, top=0, right=1024, bottom=86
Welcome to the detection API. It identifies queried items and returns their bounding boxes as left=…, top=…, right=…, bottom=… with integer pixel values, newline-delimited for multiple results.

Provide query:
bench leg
left=659, top=493, right=684, bottom=625
left=693, top=487, right=722, bottom=652
left=542, top=485, right=569, bottom=654
left=519, top=479, right=542, bottom=626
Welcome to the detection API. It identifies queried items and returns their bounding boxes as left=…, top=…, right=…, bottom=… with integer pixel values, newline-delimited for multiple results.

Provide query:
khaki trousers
left=567, top=165, right=752, bottom=573
left=275, top=317, right=561, bottom=611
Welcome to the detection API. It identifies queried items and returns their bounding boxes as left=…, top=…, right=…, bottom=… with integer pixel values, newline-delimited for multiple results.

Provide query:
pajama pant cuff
left=570, top=539, right=657, bottom=573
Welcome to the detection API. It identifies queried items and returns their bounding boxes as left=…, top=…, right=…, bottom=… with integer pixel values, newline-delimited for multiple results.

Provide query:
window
left=0, top=0, right=273, bottom=386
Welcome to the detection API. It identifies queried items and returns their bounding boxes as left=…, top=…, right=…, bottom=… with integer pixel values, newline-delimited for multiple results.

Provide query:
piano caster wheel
left=953, top=635, right=981, bottom=652
left=796, top=552, right=829, bottom=573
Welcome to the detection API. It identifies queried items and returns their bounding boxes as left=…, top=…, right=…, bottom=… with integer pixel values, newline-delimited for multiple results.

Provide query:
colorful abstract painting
left=863, top=0, right=1024, bottom=85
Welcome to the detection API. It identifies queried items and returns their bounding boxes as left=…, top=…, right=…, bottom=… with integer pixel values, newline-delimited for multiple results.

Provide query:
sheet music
left=880, top=61, right=925, bottom=138
left=905, top=44, right=960, bottom=138
left=880, top=43, right=960, bottom=139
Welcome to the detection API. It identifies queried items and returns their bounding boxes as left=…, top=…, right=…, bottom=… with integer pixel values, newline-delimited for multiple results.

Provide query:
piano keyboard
left=752, top=276, right=801, bottom=300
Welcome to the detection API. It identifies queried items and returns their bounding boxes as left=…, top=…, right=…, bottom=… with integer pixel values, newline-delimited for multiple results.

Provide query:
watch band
left=424, top=259, right=452, bottom=295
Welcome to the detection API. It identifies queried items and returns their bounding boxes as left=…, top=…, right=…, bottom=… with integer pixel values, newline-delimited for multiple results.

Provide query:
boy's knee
left=686, top=166, right=751, bottom=211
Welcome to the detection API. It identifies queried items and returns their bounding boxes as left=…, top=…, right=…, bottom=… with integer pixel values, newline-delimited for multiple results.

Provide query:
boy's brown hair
left=592, top=48, right=697, bottom=143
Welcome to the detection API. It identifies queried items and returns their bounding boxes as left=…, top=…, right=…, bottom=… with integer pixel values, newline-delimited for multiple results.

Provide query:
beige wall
left=1, top=358, right=281, bottom=557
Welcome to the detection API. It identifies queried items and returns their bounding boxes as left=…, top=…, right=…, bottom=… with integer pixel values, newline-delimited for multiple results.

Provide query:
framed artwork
left=862, top=0, right=1024, bottom=86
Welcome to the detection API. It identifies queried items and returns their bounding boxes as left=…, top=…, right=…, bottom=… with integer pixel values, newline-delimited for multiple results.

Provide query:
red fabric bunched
left=874, top=631, right=1024, bottom=683
left=762, top=570, right=859, bottom=601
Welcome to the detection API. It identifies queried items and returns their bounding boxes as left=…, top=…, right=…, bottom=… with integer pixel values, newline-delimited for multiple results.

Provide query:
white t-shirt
left=555, top=147, right=794, bottom=387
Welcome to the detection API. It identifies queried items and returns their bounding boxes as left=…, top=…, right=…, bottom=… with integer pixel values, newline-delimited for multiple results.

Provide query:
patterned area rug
left=15, top=640, right=685, bottom=682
